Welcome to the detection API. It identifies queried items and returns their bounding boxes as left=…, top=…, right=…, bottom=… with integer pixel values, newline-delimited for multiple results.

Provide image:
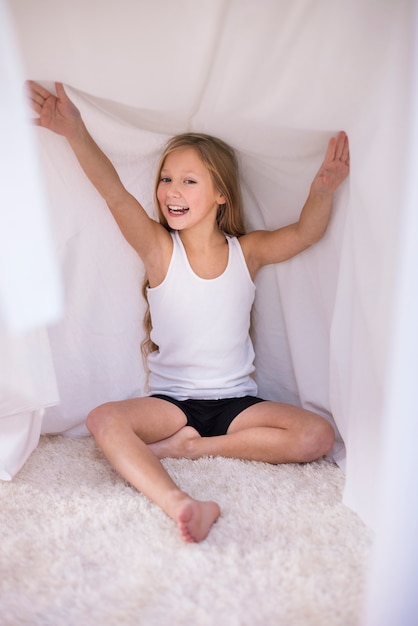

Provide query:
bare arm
left=241, top=132, right=350, bottom=277
left=26, top=81, right=170, bottom=271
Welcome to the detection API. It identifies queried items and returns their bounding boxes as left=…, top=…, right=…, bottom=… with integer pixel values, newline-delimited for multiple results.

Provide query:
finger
left=335, top=131, right=347, bottom=161
left=29, top=101, right=42, bottom=116
left=55, top=81, right=69, bottom=101
left=26, top=80, right=52, bottom=101
left=340, top=134, right=350, bottom=165
left=25, top=91, right=43, bottom=114
left=30, top=91, right=46, bottom=110
left=323, top=136, right=337, bottom=164
left=25, top=80, right=53, bottom=115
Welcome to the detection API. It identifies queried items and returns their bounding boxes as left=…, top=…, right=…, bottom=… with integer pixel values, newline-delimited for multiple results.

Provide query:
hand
left=26, top=81, right=82, bottom=138
left=311, top=131, right=350, bottom=195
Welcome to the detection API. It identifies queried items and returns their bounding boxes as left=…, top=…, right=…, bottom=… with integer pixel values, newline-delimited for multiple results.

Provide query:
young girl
left=28, top=81, right=350, bottom=543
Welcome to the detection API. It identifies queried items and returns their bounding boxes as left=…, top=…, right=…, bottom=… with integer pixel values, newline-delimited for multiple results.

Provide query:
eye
left=159, top=177, right=171, bottom=183
left=184, top=179, right=197, bottom=185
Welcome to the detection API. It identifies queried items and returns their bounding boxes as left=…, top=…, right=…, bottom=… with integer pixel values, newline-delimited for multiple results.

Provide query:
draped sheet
left=0, top=0, right=61, bottom=479
left=4, top=0, right=416, bottom=542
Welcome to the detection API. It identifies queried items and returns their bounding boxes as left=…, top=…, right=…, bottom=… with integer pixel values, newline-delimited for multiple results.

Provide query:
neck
left=178, top=224, right=224, bottom=250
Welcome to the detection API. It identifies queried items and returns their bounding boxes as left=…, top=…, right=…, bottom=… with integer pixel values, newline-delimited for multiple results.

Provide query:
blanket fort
left=2, top=0, right=417, bottom=607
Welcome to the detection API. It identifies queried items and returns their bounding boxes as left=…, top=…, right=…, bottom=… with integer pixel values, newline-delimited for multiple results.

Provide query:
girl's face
left=156, top=147, right=225, bottom=232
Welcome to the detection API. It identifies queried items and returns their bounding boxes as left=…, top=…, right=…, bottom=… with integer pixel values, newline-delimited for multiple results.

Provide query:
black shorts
left=150, top=394, right=265, bottom=437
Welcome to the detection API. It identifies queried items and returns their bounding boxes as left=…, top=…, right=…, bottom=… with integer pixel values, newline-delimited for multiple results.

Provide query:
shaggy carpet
left=0, top=436, right=372, bottom=626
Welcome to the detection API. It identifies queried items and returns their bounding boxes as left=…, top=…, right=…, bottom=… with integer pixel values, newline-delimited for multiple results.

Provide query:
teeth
left=168, top=205, right=189, bottom=214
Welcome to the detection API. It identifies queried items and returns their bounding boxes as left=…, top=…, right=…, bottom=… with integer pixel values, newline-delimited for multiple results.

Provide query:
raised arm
left=26, top=81, right=170, bottom=271
left=241, top=131, right=350, bottom=277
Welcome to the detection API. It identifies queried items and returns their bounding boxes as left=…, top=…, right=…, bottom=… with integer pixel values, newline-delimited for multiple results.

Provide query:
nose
left=167, top=182, right=181, bottom=198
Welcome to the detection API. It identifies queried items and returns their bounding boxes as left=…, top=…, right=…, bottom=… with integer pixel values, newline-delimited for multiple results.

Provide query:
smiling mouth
left=168, top=205, right=189, bottom=215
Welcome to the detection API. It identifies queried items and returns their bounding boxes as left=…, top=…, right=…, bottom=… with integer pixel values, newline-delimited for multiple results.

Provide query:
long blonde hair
left=141, top=133, right=246, bottom=361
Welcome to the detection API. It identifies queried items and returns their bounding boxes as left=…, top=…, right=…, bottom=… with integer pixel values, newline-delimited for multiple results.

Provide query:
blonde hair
left=141, top=133, right=246, bottom=362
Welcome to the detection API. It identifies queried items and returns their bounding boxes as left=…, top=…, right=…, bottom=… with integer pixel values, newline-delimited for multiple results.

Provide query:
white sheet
left=363, top=5, right=418, bottom=622
left=0, top=0, right=60, bottom=479
left=6, top=0, right=416, bottom=540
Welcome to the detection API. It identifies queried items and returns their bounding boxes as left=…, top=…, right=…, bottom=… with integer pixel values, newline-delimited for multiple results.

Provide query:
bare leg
left=86, top=398, right=220, bottom=542
left=149, top=401, right=335, bottom=464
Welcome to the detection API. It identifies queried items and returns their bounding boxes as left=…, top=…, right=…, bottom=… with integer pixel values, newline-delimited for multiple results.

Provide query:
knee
left=298, top=418, right=335, bottom=463
left=86, top=402, right=120, bottom=441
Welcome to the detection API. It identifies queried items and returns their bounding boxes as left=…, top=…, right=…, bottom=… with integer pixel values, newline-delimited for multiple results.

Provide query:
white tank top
left=146, top=230, right=258, bottom=400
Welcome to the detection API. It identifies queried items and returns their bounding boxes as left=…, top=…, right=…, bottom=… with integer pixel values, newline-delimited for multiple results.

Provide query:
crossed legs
left=86, top=397, right=334, bottom=543
left=149, top=401, right=335, bottom=463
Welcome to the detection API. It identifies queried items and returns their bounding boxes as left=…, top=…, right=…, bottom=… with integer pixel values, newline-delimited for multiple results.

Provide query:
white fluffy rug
left=0, top=436, right=372, bottom=626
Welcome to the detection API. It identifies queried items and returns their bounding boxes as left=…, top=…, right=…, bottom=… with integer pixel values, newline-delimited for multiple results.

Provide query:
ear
left=216, top=190, right=226, bottom=206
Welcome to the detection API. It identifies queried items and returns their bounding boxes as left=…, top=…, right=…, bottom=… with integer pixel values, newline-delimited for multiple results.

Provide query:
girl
left=27, top=81, right=350, bottom=543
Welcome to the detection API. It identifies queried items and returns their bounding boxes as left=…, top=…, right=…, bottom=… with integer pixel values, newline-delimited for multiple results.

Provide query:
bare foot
left=149, top=426, right=200, bottom=459
left=177, top=499, right=221, bottom=543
